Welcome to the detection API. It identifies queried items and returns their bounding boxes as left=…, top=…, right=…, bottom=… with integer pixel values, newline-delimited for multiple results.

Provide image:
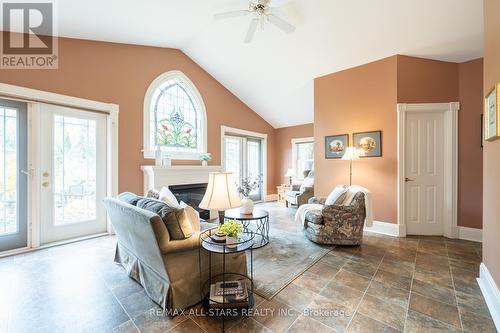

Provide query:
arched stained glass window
left=144, top=71, right=206, bottom=159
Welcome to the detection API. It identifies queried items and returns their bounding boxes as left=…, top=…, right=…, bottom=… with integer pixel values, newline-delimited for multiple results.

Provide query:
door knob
left=405, top=177, right=414, bottom=182
left=42, top=171, right=49, bottom=177
left=42, top=181, right=50, bottom=188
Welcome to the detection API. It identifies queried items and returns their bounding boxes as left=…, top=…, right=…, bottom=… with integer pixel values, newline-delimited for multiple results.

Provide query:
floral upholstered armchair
left=304, top=192, right=366, bottom=245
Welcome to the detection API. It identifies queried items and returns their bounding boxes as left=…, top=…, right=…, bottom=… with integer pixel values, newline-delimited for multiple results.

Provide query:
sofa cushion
left=117, top=192, right=143, bottom=206
left=305, top=209, right=324, bottom=224
left=324, top=185, right=348, bottom=206
left=137, top=198, right=194, bottom=240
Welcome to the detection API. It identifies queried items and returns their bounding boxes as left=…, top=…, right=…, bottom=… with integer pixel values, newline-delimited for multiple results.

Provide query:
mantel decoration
left=217, top=219, right=243, bottom=248
left=199, top=153, right=212, bottom=166
left=237, top=176, right=261, bottom=214
left=485, top=83, right=500, bottom=141
left=325, top=134, right=349, bottom=159
left=353, top=130, right=382, bottom=157
left=156, top=107, right=197, bottom=148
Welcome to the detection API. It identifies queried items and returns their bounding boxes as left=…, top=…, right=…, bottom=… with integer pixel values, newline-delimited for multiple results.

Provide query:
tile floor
left=0, top=203, right=496, bottom=333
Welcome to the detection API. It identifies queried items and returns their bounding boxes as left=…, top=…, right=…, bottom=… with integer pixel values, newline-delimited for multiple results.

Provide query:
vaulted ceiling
left=56, top=0, right=483, bottom=127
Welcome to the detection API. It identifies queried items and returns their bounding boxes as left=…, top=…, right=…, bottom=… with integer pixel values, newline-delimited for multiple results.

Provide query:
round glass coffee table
left=224, top=209, right=270, bottom=248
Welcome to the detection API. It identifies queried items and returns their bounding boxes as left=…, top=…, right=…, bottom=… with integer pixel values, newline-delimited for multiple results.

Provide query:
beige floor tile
left=357, top=294, right=406, bottom=331
left=460, top=309, right=497, bottom=333
left=409, top=292, right=461, bottom=328
left=405, top=310, right=462, bottom=333
left=285, top=315, right=335, bottom=333
left=373, top=269, right=412, bottom=291
left=346, top=312, right=402, bottom=333
left=365, top=280, right=410, bottom=308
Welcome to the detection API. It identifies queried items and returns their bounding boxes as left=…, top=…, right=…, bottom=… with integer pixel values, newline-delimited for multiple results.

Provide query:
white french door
left=38, top=104, right=108, bottom=244
left=224, top=135, right=263, bottom=201
left=405, top=111, right=445, bottom=235
left=0, top=99, right=28, bottom=252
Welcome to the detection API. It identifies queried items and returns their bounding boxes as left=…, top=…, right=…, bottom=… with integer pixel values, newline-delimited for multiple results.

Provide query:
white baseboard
left=364, top=221, right=399, bottom=237
left=477, top=262, right=500, bottom=331
left=458, top=226, right=483, bottom=243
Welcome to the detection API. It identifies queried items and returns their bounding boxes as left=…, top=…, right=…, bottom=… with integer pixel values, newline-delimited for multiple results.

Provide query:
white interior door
left=39, top=104, right=107, bottom=245
left=405, top=111, right=445, bottom=235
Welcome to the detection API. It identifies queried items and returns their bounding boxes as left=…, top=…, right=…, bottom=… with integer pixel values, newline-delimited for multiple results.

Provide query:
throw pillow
left=159, top=186, right=180, bottom=208
left=117, top=192, right=143, bottom=206
left=146, top=189, right=160, bottom=200
left=324, top=185, right=347, bottom=205
left=137, top=198, right=193, bottom=240
left=299, top=177, right=314, bottom=192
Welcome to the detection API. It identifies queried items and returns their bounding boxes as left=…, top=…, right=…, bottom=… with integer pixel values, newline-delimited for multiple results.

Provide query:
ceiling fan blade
left=244, top=18, right=259, bottom=43
left=267, top=14, right=296, bottom=34
left=214, top=10, right=250, bottom=20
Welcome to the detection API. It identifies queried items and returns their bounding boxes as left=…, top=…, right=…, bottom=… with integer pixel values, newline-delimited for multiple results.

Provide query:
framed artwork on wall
left=353, top=130, right=382, bottom=157
left=485, top=83, right=500, bottom=141
left=325, top=134, right=349, bottom=159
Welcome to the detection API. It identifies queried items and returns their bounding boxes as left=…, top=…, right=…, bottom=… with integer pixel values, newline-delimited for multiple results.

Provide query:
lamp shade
left=199, top=172, right=242, bottom=211
left=285, top=168, right=295, bottom=177
left=342, top=147, right=360, bottom=161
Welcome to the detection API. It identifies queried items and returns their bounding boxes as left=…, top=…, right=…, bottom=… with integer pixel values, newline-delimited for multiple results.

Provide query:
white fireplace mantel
left=140, top=165, right=223, bottom=195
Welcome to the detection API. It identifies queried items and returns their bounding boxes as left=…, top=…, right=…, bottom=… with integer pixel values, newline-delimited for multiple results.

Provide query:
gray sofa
left=304, top=192, right=366, bottom=245
left=103, top=197, right=247, bottom=311
left=285, top=170, right=314, bottom=207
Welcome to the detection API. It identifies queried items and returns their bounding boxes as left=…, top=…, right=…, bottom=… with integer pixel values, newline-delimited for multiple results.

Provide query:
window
left=144, top=71, right=207, bottom=159
left=292, top=138, right=314, bottom=179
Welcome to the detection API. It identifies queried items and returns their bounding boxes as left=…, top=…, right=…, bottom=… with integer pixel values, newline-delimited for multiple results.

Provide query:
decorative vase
left=226, top=236, right=238, bottom=248
left=202, top=160, right=208, bottom=166
left=240, top=197, right=254, bottom=214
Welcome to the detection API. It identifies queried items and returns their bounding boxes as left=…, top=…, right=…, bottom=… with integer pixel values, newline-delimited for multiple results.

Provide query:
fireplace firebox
left=169, top=183, right=210, bottom=220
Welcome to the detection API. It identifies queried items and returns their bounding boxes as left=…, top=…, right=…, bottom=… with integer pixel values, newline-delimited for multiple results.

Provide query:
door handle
left=21, top=169, right=33, bottom=177
left=42, top=181, right=50, bottom=188
left=405, top=177, right=414, bottom=182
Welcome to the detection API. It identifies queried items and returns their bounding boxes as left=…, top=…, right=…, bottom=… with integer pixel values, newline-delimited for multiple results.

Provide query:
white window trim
left=291, top=137, right=314, bottom=180
left=220, top=126, right=268, bottom=201
left=143, top=70, right=207, bottom=160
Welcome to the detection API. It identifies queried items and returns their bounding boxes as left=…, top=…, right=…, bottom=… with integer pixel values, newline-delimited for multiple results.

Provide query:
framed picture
left=325, top=134, right=349, bottom=159
left=485, top=83, right=500, bottom=141
left=353, top=130, right=382, bottom=158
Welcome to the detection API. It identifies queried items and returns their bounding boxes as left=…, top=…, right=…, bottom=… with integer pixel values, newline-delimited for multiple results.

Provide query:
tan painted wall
left=397, top=55, right=484, bottom=229
left=274, top=124, right=314, bottom=186
left=0, top=37, right=276, bottom=194
left=314, top=56, right=399, bottom=224
left=314, top=55, right=484, bottom=227
left=458, top=59, right=484, bottom=229
left=483, top=0, right=500, bottom=286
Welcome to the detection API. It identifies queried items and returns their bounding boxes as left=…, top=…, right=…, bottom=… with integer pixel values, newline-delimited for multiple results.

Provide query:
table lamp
left=285, top=169, right=295, bottom=186
left=341, top=147, right=360, bottom=186
left=199, top=172, right=242, bottom=224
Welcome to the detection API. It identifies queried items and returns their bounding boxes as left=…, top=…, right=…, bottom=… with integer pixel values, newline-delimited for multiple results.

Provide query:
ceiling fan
left=214, top=0, right=296, bottom=43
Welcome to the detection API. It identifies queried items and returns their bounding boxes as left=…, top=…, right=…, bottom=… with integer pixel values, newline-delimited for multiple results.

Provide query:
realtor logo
left=1, top=0, right=58, bottom=69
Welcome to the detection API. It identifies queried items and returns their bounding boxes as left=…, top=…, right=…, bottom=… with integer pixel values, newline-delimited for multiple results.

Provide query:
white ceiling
left=55, top=0, right=483, bottom=128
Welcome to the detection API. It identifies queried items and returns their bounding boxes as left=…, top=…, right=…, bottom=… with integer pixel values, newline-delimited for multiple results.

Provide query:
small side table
left=224, top=209, right=270, bottom=248
left=277, top=185, right=291, bottom=205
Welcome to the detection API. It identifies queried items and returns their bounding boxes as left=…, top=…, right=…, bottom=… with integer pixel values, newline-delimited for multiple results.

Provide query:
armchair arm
left=309, top=197, right=326, bottom=205
left=291, top=184, right=301, bottom=191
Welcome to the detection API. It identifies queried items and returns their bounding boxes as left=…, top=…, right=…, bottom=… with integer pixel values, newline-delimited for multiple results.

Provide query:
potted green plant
left=217, top=220, right=243, bottom=248
left=199, top=153, right=212, bottom=166
left=237, top=176, right=261, bottom=214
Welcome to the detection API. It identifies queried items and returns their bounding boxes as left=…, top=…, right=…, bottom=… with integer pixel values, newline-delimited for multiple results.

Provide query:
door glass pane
left=224, top=137, right=241, bottom=187
left=296, top=142, right=314, bottom=178
left=53, top=115, right=97, bottom=225
left=0, top=108, right=17, bottom=235
left=247, top=140, right=262, bottom=198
